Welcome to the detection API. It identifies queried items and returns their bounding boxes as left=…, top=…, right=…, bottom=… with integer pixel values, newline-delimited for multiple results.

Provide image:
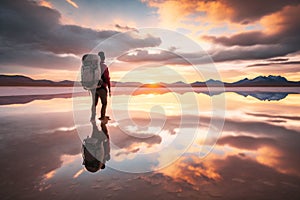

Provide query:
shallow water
left=0, top=87, right=299, bottom=199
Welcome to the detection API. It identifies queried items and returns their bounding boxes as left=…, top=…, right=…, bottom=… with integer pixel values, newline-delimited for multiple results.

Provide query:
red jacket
left=100, top=62, right=111, bottom=91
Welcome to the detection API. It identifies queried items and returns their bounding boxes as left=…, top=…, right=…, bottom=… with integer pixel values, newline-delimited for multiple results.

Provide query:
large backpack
left=82, top=136, right=102, bottom=168
left=81, top=54, right=102, bottom=90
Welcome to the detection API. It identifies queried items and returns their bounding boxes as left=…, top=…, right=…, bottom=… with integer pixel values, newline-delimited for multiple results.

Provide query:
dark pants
left=91, top=88, right=107, bottom=119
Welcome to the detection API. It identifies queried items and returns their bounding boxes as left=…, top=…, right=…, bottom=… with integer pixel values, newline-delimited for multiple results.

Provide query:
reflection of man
left=82, top=118, right=110, bottom=173
left=91, top=51, right=111, bottom=122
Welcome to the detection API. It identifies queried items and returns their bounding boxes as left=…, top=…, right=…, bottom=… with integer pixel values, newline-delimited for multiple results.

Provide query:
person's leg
left=95, top=91, right=99, bottom=106
left=90, top=89, right=98, bottom=120
left=98, top=88, right=107, bottom=119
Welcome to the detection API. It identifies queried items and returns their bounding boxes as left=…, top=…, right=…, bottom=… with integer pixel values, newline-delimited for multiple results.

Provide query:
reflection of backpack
left=82, top=136, right=100, bottom=163
left=81, top=54, right=102, bottom=90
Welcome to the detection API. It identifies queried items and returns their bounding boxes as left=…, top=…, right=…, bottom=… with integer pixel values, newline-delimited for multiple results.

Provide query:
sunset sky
left=1, top=0, right=300, bottom=83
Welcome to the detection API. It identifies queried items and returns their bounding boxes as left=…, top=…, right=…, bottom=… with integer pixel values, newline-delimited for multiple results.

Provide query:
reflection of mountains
left=0, top=92, right=85, bottom=105
left=236, top=92, right=290, bottom=101
left=1, top=88, right=299, bottom=105
left=132, top=88, right=299, bottom=101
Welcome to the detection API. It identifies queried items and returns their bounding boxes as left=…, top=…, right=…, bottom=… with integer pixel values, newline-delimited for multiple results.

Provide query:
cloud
left=118, top=49, right=177, bottom=62
left=37, top=0, right=52, bottom=8
left=217, top=0, right=299, bottom=24
left=267, top=58, right=289, bottom=62
left=115, top=24, right=138, bottom=32
left=143, top=0, right=300, bottom=62
left=203, top=31, right=278, bottom=47
left=66, top=0, right=79, bottom=8
left=247, top=61, right=300, bottom=68
left=203, top=4, right=300, bottom=48
left=0, top=0, right=161, bottom=71
left=142, top=0, right=300, bottom=24
left=210, top=44, right=296, bottom=62
left=0, top=48, right=79, bottom=70
left=202, top=5, right=300, bottom=61
left=117, top=49, right=212, bottom=66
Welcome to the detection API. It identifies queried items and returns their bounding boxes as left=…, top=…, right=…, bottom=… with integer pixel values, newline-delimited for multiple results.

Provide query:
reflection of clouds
left=217, top=118, right=300, bottom=176
left=159, top=155, right=221, bottom=187
left=145, top=111, right=300, bottom=178
left=246, top=112, right=300, bottom=121
left=0, top=112, right=81, bottom=195
left=147, top=153, right=300, bottom=199
left=219, top=135, right=277, bottom=150
left=109, top=125, right=162, bottom=156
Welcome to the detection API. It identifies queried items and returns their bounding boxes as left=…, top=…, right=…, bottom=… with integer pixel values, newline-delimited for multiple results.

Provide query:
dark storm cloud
left=0, top=0, right=161, bottom=70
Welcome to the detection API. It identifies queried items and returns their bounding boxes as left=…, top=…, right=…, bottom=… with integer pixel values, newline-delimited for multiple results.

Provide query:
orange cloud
left=142, top=0, right=235, bottom=26
left=38, top=0, right=53, bottom=8
left=66, top=0, right=79, bottom=8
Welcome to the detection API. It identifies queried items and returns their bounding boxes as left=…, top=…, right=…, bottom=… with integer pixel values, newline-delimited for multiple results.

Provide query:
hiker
left=90, top=51, right=111, bottom=121
left=82, top=118, right=110, bottom=173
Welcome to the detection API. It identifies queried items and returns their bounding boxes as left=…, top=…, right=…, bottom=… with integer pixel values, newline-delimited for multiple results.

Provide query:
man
left=91, top=51, right=111, bottom=121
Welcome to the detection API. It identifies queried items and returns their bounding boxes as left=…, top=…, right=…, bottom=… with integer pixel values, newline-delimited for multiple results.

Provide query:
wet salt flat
left=0, top=87, right=300, bottom=199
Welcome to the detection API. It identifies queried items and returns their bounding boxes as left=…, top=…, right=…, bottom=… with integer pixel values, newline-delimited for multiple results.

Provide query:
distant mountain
left=0, top=74, right=299, bottom=87
left=231, top=75, right=298, bottom=87
left=190, top=79, right=225, bottom=87
left=233, top=78, right=249, bottom=85
left=0, top=75, right=74, bottom=87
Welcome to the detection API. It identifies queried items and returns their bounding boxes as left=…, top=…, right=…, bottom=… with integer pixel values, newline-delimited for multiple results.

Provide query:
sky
left=0, top=0, right=300, bottom=83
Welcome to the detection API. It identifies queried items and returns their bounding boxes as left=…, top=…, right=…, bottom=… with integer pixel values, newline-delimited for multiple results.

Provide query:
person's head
left=98, top=51, right=105, bottom=61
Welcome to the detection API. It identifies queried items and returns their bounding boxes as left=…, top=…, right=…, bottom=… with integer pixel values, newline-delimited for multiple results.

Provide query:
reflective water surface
left=0, top=87, right=300, bottom=199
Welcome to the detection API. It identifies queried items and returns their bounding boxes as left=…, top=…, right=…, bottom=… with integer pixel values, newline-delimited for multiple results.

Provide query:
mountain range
left=0, top=75, right=74, bottom=87
left=0, top=74, right=299, bottom=87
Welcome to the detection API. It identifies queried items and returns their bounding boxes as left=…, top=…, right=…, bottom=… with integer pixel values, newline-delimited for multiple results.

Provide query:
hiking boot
left=98, top=116, right=111, bottom=120
left=98, top=116, right=105, bottom=120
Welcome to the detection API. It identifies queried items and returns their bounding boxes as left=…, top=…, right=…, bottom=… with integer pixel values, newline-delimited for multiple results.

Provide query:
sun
left=145, top=80, right=157, bottom=84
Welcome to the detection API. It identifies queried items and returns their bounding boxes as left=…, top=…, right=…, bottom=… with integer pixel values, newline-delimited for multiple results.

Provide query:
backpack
left=81, top=54, right=102, bottom=90
left=82, top=136, right=99, bottom=165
